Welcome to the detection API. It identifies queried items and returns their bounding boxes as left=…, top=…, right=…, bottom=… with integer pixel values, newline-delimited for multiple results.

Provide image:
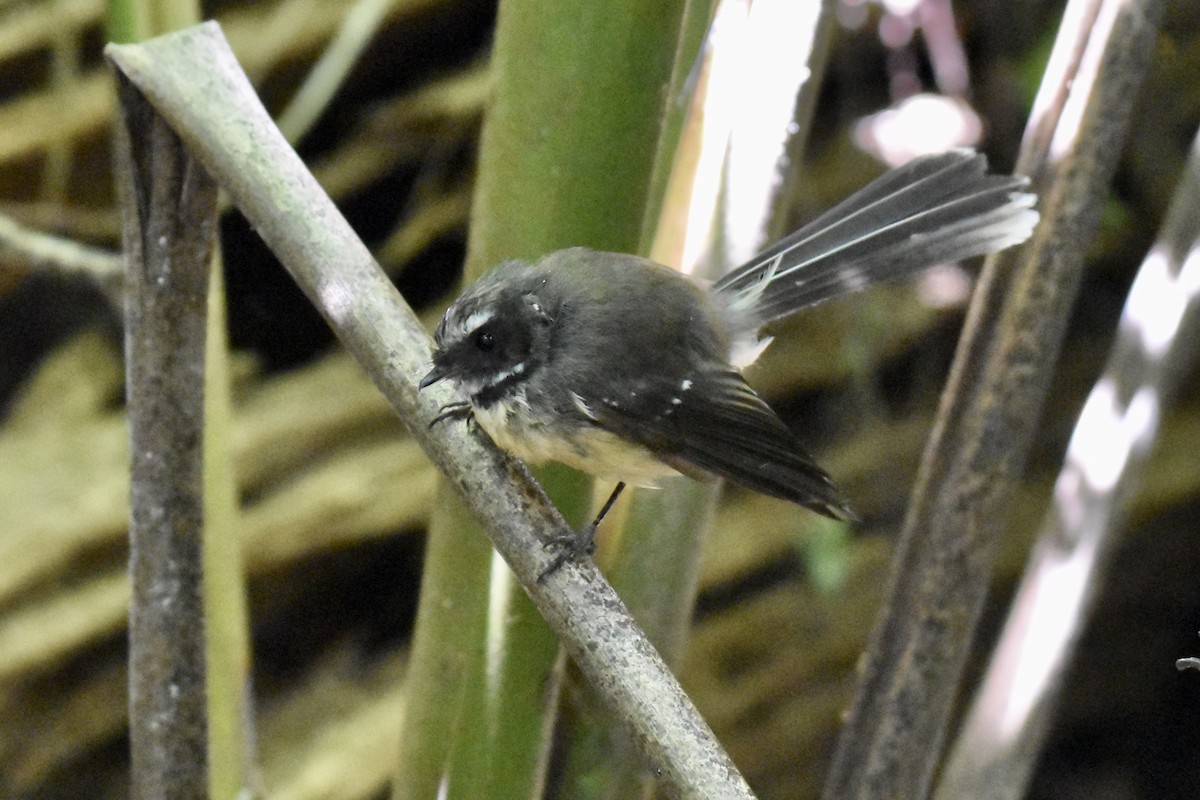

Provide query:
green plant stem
left=393, top=481, right=493, bottom=800
left=637, top=0, right=719, bottom=256
left=203, top=256, right=255, bottom=800
left=107, top=0, right=200, bottom=43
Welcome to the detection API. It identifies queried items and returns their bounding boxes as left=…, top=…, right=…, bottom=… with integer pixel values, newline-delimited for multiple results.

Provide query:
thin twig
left=821, top=1, right=1168, bottom=798
left=275, top=0, right=394, bottom=145
left=105, top=23, right=756, bottom=800
left=0, top=212, right=123, bottom=300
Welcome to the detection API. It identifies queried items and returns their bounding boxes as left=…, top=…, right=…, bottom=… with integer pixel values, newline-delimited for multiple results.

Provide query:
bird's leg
left=590, top=481, right=627, bottom=529
left=538, top=482, right=626, bottom=581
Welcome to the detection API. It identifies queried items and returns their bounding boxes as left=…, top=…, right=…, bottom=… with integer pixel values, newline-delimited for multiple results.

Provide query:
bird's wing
left=584, top=368, right=853, bottom=520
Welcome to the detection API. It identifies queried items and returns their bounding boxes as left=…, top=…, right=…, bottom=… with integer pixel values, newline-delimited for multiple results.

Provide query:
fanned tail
left=713, top=149, right=1038, bottom=332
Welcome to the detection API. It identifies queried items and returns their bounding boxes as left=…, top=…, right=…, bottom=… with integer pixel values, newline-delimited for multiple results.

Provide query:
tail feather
left=713, top=150, right=1038, bottom=331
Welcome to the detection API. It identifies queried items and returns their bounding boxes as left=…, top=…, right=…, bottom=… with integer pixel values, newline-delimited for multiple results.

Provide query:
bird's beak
left=419, top=364, right=447, bottom=390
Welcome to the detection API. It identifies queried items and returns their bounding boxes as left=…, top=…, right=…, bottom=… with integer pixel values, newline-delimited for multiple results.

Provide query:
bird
left=420, top=150, right=1038, bottom=570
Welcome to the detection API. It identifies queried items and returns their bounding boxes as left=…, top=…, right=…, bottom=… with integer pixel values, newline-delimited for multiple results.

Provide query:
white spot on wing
left=837, top=266, right=869, bottom=293
left=571, top=392, right=596, bottom=420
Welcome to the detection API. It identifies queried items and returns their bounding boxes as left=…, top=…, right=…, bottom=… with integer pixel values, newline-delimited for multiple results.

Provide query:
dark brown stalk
left=822, top=1, right=1168, bottom=798
left=115, top=72, right=219, bottom=800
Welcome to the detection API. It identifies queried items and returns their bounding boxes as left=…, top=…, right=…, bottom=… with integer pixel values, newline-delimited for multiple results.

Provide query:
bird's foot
left=536, top=482, right=626, bottom=582
left=538, top=523, right=597, bottom=582
left=429, top=401, right=473, bottom=428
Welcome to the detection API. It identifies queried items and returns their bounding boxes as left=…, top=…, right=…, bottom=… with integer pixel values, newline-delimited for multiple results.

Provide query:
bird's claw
left=537, top=523, right=597, bottom=582
left=429, top=401, right=473, bottom=428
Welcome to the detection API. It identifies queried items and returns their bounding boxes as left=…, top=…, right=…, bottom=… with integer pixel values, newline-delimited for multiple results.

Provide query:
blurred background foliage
left=0, top=0, right=1199, bottom=798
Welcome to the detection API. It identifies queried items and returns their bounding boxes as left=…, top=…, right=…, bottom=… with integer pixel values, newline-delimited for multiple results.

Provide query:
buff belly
left=471, top=397, right=678, bottom=488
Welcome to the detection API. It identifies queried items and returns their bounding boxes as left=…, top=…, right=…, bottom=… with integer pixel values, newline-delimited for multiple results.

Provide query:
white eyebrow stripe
left=462, top=309, right=495, bottom=332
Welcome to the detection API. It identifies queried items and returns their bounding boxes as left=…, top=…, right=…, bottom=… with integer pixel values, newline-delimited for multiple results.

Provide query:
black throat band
left=471, top=369, right=528, bottom=410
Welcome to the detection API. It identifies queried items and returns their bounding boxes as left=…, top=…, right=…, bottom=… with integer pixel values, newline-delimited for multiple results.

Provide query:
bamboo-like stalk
left=821, top=1, right=1168, bottom=798
left=110, top=0, right=255, bottom=795
left=114, top=71, right=216, bottom=800
left=105, top=22, right=756, bottom=800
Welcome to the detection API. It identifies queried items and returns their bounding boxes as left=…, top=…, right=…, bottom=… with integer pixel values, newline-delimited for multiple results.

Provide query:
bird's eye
left=475, top=330, right=495, bottom=352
